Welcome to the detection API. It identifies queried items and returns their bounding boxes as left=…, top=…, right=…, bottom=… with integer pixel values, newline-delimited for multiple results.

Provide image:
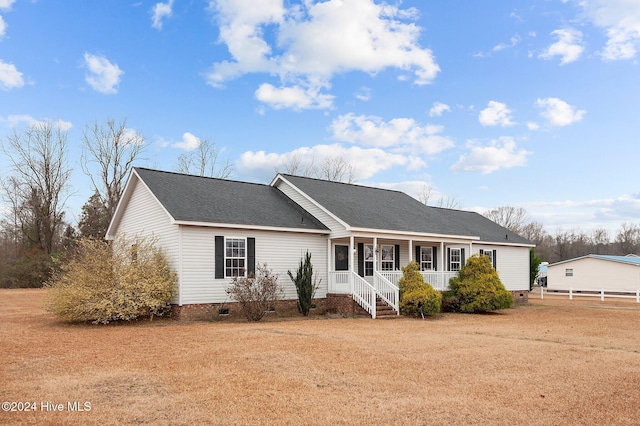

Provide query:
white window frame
left=364, top=244, right=374, bottom=276
left=420, top=247, right=433, bottom=271
left=483, top=250, right=493, bottom=265
left=225, top=237, right=247, bottom=278
left=381, top=245, right=394, bottom=271
left=450, top=248, right=462, bottom=271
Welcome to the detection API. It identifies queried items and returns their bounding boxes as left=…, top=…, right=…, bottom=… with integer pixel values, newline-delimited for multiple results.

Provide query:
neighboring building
left=106, top=168, right=534, bottom=319
left=547, top=255, right=640, bottom=292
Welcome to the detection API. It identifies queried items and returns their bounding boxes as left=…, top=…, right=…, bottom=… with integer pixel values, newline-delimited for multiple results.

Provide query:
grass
left=1, top=289, right=639, bottom=425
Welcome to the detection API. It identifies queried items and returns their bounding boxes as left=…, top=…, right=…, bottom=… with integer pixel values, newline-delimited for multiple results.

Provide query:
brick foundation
left=171, top=298, right=328, bottom=321
left=510, top=290, right=529, bottom=306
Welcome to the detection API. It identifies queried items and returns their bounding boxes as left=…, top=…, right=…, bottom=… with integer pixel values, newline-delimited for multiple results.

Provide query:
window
left=450, top=248, right=462, bottom=271
left=482, top=250, right=493, bottom=265
left=420, top=247, right=433, bottom=270
left=335, top=245, right=349, bottom=271
left=364, top=244, right=374, bottom=276
left=225, top=238, right=246, bottom=277
left=381, top=245, right=394, bottom=271
left=565, top=268, right=573, bottom=277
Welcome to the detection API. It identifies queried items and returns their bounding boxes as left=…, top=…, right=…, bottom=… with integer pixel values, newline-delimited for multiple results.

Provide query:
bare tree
left=417, top=183, right=461, bottom=209
left=81, top=117, right=145, bottom=222
left=277, top=152, right=315, bottom=177
left=483, top=206, right=529, bottom=235
left=615, top=222, right=640, bottom=255
left=1, top=121, right=71, bottom=255
left=316, top=156, right=355, bottom=183
left=590, top=227, right=611, bottom=254
left=276, top=154, right=355, bottom=183
left=175, top=138, right=232, bottom=178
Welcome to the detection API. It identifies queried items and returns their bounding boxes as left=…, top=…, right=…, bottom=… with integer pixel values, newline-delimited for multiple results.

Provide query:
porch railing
left=328, top=271, right=351, bottom=294
left=374, top=272, right=399, bottom=314
left=352, top=273, right=377, bottom=319
left=379, top=271, right=457, bottom=291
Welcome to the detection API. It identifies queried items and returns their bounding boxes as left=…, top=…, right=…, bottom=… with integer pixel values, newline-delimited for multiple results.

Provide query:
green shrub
left=398, top=261, right=441, bottom=317
left=443, top=254, right=513, bottom=313
left=47, top=236, right=176, bottom=324
left=226, top=263, right=282, bottom=322
left=288, top=251, right=320, bottom=316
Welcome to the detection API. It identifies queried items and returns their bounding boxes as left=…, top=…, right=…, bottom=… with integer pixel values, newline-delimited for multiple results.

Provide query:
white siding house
left=547, top=255, right=640, bottom=292
left=107, top=168, right=534, bottom=318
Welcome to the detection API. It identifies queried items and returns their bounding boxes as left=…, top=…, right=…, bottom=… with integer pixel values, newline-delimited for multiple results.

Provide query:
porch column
left=469, top=242, right=473, bottom=265
left=349, top=235, right=354, bottom=293
left=440, top=241, right=444, bottom=272
left=327, top=238, right=332, bottom=271
left=373, top=237, right=378, bottom=274
left=409, top=239, right=413, bottom=264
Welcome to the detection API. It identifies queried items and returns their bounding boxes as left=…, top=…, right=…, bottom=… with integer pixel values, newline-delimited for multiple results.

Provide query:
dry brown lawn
left=1, top=289, right=639, bottom=425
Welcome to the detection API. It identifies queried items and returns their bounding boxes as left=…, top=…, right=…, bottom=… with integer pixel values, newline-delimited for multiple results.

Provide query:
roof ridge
left=135, top=167, right=269, bottom=188
left=280, top=173, right=410, bottom=196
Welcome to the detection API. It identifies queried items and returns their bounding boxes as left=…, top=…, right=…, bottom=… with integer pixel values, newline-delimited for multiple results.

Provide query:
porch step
left=375, top=297, right=398, bottom=319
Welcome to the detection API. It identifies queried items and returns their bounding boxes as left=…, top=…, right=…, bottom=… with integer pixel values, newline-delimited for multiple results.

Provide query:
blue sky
left=1, top=0, right=639, bottom=235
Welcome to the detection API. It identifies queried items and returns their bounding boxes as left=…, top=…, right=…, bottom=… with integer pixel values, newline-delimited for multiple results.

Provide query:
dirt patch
left=1, top=289, right=639, bottom=425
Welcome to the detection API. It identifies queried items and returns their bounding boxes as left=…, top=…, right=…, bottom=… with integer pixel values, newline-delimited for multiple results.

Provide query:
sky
left=0, top=0, right=639, bottom=236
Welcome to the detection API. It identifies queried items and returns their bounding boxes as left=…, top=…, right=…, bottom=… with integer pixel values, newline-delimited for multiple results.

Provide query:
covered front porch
left=326, top=233, right=476, bottom=318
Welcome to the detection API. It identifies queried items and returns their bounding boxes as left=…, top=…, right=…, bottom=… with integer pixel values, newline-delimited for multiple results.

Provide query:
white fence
left=541, top=287, right=640, bottom=303
left=373, top=272, right=399, bottom=314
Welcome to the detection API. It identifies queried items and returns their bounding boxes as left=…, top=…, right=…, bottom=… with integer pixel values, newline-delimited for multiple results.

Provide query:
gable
left=131, top=168, right=328, bottom=232
left=276, top=174, right=532, bottom=245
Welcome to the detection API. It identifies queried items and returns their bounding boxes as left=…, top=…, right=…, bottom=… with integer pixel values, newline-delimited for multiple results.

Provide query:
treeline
left=483, top=206, right=640, bottom=263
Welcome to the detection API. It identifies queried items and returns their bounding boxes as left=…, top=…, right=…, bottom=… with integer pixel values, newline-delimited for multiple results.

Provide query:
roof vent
left=505, top=234, right=509, bottom=240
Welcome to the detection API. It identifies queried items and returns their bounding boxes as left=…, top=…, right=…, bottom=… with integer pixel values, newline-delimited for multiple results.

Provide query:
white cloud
left=539, top=28, right=584, bottom=64
left=429, top=102, right=451, bottom=117
left=0, top=15, right=6, bottom=38
left=478, top=101, right=514, bottom=127
left=330, top=113, right=454, bottom=155
left=0, top=59, right=23, bottom=90
left=83, top=53, right=124, bottom=94
left=151, top=0, right=174, bottom=30
left=535, top=97, right=585, bottom=126
left=493, top=35, right=521, bottom=52
left=527, top=122, right=540, bottom=131
left=237, top=143, right=416, bottom=182
left=355, top=86, right=372, bottom=101
left=172, top=132, right=201, bottom=151
left=4, top=114, right=73, bottom=130
left=206, top=0, right=439, bottom=109
left=0, top=0, right=15, bottom=11
left=255, top=83, right=334, bottom=110
left=451, top=137, right=529, bottom=174
left=574, top=0, right=640, bottom=60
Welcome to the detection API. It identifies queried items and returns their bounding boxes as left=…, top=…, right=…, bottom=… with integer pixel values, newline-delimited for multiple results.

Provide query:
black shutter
left=394, top=245, right=400, bottom=270
left=357, top=243, right=364, bottom=277
left=415, top=246, right=421, bottom=269
left=479, top=249, right=484, bottom=256
left=492, top=249, right=497, bottom=269
left=447, top=248, right=451, bottom=271
left=433, top=247, right=437, bottom=270
left=215, top=236, right=224, bottom=279
left=247, top=237, right=256, bottom=276
left=461, top=248, right=466, bottom=266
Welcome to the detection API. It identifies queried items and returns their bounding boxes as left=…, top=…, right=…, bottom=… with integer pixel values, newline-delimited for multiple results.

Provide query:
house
left=547, top=255, right=640, bottom=293
left=106, top=168, right=534, bottom=319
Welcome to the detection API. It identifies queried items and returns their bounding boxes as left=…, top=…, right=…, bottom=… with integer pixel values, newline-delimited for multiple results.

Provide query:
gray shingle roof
left=134, top=168, right=328, bottom=231
left=280, top=174, right=532, bottom=245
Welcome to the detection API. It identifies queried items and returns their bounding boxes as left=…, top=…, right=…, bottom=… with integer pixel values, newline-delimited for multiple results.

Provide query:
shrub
left=226, top=263, right=282, bottom=321
left=398, top=261, right=441, bottom=317
left=47, top=236, right=176, bottom=324
left=443, top=254, right=513, bottom=313
left=288, top=251, right=320, bottom=316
